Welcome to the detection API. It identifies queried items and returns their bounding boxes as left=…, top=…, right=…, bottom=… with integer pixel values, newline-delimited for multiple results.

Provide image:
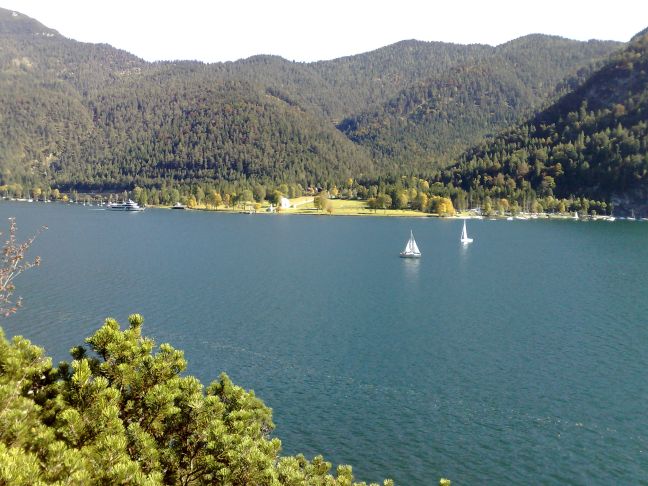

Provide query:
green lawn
left=173, top=198, right=434, bottom=217
left=282, top=198, right=429, bottom=217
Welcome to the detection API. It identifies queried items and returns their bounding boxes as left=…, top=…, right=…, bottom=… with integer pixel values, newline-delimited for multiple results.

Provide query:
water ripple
left=2, top=204, right=648, bottom=484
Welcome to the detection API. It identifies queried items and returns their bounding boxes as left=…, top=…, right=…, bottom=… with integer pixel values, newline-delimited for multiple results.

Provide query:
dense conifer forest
left=338, top=35, right=618, bottom=170
left=0, top=7, right=629, bottom=202
left=440, top=29, right=648, bottom=215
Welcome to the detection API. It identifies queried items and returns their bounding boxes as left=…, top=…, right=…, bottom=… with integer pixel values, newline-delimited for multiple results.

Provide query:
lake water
left=1, top=202, right=647, bottom=485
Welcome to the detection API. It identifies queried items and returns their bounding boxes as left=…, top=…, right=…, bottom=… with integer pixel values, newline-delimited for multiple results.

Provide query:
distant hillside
left=0, top=8, right=57, bottom=36
left=51, top=68, right=375, bottom=189
left=0, top=8, right=376, bottom=189
left=0, top=9, right=146, bottom=186
left=0, top=7, right=627, bottom=192
left=445, top=29, right=648, bottom=213
left=338, top=35, right=622, bottom=172
left=201, top=41, right=496, bottom=122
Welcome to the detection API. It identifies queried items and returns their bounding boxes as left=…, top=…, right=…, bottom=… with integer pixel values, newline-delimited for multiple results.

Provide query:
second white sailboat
left=460, top=220, right=473, bottom=245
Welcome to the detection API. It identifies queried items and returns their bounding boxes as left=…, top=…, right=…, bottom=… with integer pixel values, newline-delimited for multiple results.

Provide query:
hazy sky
left=3, top=0, right=647, bottom=62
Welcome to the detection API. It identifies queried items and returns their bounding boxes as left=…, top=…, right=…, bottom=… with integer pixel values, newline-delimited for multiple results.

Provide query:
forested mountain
left=52, top=70, right=375, bottom=189
left=338, top=36, right=621, bottom=171
left=0, top=7, right=626, bottom=193
left=204, top=41, right=494, bottom=121
left=0, top=8, right=146, bottom=186
left=443, top=29, right=648, bottom=214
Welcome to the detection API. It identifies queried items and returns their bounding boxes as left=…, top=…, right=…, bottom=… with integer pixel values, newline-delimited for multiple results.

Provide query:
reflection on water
left=458, top=235, right=473, bottom=275
left=401, top=257, right=421, bottom=280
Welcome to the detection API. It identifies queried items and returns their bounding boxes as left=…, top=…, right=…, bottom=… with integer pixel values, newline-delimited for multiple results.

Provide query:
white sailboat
left=400, top=230, right=421, bottom=258
left=460, top=220, right=473, bottom=244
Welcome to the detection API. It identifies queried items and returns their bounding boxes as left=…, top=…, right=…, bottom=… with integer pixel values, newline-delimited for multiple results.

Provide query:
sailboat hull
left=400, top=252, right=421, bottom=258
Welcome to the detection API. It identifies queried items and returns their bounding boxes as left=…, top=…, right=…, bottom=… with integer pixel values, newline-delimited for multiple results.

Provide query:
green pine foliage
left=0, top=315, right=393, bottom=485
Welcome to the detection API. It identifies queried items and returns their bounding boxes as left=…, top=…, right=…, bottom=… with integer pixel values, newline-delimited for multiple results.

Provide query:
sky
left=3, top=0, right=648, bottom=63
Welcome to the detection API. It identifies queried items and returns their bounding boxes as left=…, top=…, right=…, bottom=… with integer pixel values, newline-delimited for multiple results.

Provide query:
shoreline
left=158, top=205, right=618, bottom=221
left=1, top=198, right=620, bottom=221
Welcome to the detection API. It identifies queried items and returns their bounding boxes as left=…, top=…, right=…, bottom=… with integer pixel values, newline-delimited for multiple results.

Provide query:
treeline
left=350, top=175, right=609, bottom=216
left=0, top=171, right=612, bottom=219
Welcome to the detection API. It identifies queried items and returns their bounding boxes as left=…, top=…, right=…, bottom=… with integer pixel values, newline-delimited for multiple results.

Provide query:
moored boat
left=107, top=199, right=144, bottom=211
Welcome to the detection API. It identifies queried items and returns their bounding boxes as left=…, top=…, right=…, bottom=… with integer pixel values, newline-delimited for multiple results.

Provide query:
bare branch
left=0, top=218, right=46, bottom=317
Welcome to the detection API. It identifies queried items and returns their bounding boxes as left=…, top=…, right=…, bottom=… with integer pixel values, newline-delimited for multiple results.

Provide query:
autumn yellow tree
left=429, top=196, right=455, bottom=216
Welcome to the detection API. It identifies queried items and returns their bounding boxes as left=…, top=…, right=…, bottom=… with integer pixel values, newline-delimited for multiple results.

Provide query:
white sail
left=409, top=233, right=420, bottom=254
left=460, top=220, right=473, bottom=244
left=400, top=230, right=421, bottom=258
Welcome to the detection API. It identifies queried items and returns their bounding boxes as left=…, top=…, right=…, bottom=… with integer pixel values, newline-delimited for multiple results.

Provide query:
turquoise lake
left=1, top=202, right=647, bottom=484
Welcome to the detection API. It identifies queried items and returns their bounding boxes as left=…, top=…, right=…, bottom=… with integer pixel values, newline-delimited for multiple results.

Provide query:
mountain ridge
left=0, top=7, right=629, bottom=195
left=339, top=35, right=622, bottom=171
left=443, top=28, right=648, bottom=213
